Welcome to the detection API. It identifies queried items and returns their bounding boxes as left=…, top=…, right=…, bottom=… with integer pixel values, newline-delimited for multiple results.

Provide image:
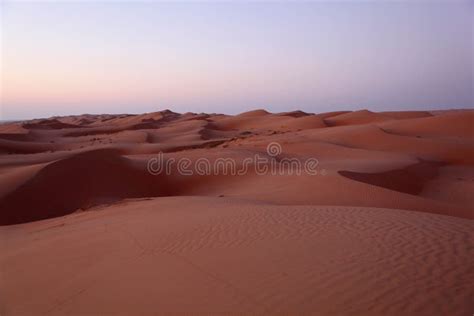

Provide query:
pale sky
left=1, top=1, right=473, bottom=120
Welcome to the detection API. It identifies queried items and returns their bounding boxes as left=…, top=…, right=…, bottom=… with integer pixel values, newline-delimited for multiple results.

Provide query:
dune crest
left=1, top=108, right=473, bottom=225
left=1, top=109, right=473, bottom=315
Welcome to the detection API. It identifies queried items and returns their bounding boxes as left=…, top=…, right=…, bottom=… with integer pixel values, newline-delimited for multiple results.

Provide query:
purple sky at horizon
left=1, top=1, right=473, bottom=120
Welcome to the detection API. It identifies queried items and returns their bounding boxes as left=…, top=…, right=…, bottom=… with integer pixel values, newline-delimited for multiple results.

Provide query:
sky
left=0, top=1, right=473, bottom=120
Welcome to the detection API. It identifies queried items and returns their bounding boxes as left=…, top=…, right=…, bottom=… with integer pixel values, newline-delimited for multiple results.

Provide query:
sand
left=0, top=109, right=473, bottom=314
left=2, top=197, right=473, bottom=315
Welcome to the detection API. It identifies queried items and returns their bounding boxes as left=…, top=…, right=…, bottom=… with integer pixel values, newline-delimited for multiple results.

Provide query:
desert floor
left=1, top=109, right=473, bottom=315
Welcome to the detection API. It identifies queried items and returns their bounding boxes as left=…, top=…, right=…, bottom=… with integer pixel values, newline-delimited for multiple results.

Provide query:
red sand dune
left=380, top=110, right=432, bottom=120
left=379, top=111, right=474, bottom=138
left=0, top=149, right=172, bottom=225
left=339, top=159, right=444, bottom=194
left=0, top=109, right=473, bottom=314
left=323, top=109, right=392, bottom=126
left=1, top=198, right=473, bottom=315
left=1, top=109, right=472, bottom=220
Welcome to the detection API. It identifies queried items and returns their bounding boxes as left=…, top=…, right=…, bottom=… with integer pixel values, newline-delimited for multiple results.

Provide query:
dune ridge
left=1, top=109, right=473, bottom=315
left=1, top=109, right=473, bottom=224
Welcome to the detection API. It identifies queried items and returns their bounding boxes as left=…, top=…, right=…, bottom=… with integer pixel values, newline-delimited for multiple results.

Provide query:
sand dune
left=309, top=124, right=474, bottom=164
left=0, top=109, right=473, bottom=314
left=380, top=110, right=432, bottom=120
left=237, top=109, right=271, bottom=117
left=1, top=197, right=473, bottom=315
left=275, top=110, right=310, bottom=117
left=339, top=159, right=443, bottom=194
left=323, top=109, right=392, bottom=126
left=379, top=111, right=474, bottom=138
left=0, top=149, right=173, bottom=225
left=1, top=109, right=473, bottom=223
left=23, top=118, right=83, bottom=130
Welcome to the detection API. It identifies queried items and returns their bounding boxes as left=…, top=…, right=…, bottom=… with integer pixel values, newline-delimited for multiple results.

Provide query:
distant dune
left=1, top=108, right=472, bottom=223
left=1, top=109, right=473, bottom=314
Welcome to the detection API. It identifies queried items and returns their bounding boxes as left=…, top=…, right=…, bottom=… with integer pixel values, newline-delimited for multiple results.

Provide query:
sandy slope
left=1, top=197, right=473, bottom=315
left=1, top=109, right=472, bottom=223
left=0, top=109, right=473, bottom=314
